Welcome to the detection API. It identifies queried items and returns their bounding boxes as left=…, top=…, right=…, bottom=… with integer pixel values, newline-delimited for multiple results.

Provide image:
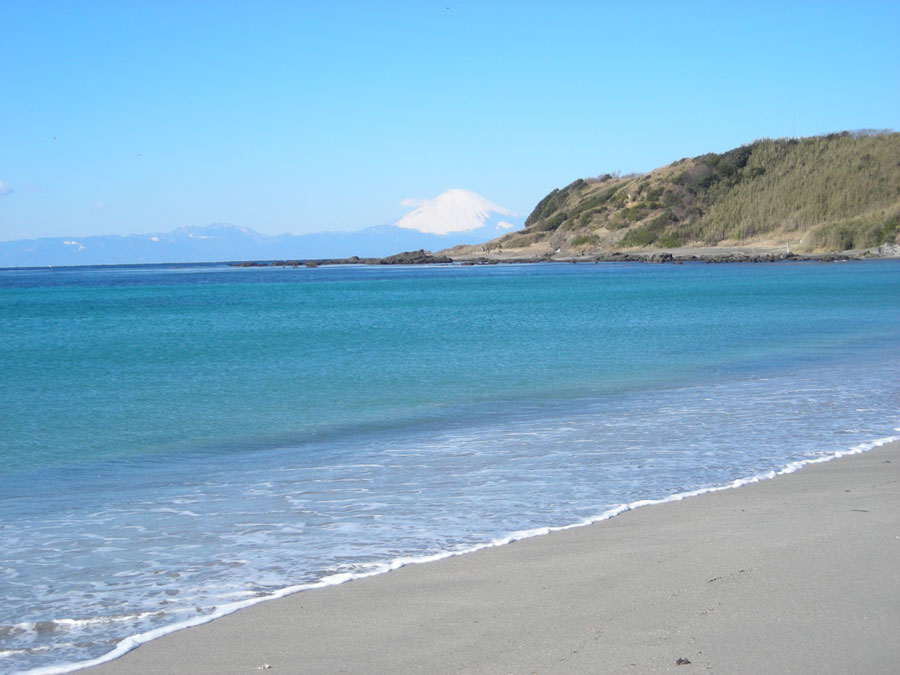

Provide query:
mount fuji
left=0, top=190, right=523, bottom=267
left=396, top=189, right=519, bottom=235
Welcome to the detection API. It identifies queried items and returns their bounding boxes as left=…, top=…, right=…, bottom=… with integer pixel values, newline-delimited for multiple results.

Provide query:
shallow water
left=1, top=260, right=898, bottom=673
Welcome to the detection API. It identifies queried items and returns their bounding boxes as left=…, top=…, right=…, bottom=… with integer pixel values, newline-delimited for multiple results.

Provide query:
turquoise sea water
left=1, top=260, right=899, bottom=673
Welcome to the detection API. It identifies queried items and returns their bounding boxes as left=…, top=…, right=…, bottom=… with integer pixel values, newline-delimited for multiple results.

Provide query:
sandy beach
left=86, top=441, right=900, bottom=675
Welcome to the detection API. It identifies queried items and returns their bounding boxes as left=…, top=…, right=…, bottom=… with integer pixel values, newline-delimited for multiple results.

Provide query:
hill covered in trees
left=461, top=131, right=899, bottom=257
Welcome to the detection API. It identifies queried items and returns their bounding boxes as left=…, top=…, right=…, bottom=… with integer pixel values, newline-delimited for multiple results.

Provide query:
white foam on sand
left=25, top=432, right=899, bottom=675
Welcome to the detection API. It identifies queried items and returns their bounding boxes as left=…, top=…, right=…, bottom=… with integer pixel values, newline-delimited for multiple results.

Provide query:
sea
left=1, top=259, right=898, bottom=674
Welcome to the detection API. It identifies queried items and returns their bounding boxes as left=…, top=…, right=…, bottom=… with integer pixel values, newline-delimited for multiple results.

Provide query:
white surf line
left=24, top=431, right=900, bottom=675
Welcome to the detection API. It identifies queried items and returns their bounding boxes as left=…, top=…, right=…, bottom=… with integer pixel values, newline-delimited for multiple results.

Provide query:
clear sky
left=1, top=0, right=898, bottom=241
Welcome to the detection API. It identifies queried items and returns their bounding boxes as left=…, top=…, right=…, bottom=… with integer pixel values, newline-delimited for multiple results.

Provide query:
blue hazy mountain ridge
left=0, top=222, right=515, bottom=267
left=0, top=190, right=523, bottom=267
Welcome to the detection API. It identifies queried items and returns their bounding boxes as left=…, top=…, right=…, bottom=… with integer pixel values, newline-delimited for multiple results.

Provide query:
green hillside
left=495, top=131, right=900, bottom=255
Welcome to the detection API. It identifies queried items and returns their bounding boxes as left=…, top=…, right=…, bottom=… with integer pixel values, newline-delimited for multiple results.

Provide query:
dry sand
left=88, top=441, right=900, bottom=675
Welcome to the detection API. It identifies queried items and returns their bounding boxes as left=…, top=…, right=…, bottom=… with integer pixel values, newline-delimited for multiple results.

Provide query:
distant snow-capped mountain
left=0, top=190, right=523, bottom=267
left=396, top=189, right=518, bottom=235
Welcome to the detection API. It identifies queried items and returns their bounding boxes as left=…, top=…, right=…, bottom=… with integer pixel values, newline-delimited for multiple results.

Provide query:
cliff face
left=454, top=131, right=900, bottom=258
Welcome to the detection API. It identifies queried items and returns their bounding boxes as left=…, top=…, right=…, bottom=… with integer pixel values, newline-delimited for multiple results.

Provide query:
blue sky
left=1, top=0, right=898, bottom=241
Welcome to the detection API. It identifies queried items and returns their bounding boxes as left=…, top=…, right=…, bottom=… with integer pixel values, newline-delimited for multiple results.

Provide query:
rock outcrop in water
left=379, top=250, right=453, bottom=265
left=230, top=251, right=453, bottom=268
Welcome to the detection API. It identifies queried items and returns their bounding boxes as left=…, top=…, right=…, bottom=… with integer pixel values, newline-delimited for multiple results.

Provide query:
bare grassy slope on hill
left=452, top=131, right=899, bottom=258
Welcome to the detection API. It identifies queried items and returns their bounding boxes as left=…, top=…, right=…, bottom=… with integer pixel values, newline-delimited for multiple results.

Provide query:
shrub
left=525, top=189, right=561, bottom=227
left=623, top=205, right=650, bottom=222
left=662, top=190, right=681, bottom=207
left=571, top=234, right=600, bottom=247
left=619, top=225, right=660, bottom=247
left=717, top=145, right=752, bottom=177
left=501, top=232, right=540, bottom=248
left=569, top=187, right=618, bottom=220
left=696, top=152, right=720, bottom=167
left=645, top=186, right=664, bottom=202
left=808, top=212, right=900, bottom=250
left=656, top=234, right=682, bottom=248
left=536, top=212, right=567, bottom=231
left=578, top=210, right=600, bottom=227
left=695, top=170, right=719, bottom=190
left=880, top=213, right=900, bottom=243
left=745, top=167, right=765, bottom=179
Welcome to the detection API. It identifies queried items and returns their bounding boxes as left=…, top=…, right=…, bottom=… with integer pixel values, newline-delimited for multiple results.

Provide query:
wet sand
left=88, top=441, right=900, bottom=674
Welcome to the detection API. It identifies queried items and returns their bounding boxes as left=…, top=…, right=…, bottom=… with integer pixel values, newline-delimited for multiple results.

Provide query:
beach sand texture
left=88, top=442, right=900, bottom=675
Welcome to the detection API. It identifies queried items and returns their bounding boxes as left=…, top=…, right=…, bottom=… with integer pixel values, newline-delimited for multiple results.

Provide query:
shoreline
left=232, top=247, right=895, bottom=268
left=5, top=247, right=897, bottom=273
left=227, top=243, right=900, bottom=268
left=72, top=436, right=900, bottom=675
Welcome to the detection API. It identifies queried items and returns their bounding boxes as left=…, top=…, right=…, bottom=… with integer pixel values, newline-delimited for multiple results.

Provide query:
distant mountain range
left=0, top=189, right=522, bottom=267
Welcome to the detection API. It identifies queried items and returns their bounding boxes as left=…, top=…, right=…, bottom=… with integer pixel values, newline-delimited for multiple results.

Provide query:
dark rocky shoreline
left=229, top=248, right=890, bottom=268
left=231, top=249, right=454, bottom=268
